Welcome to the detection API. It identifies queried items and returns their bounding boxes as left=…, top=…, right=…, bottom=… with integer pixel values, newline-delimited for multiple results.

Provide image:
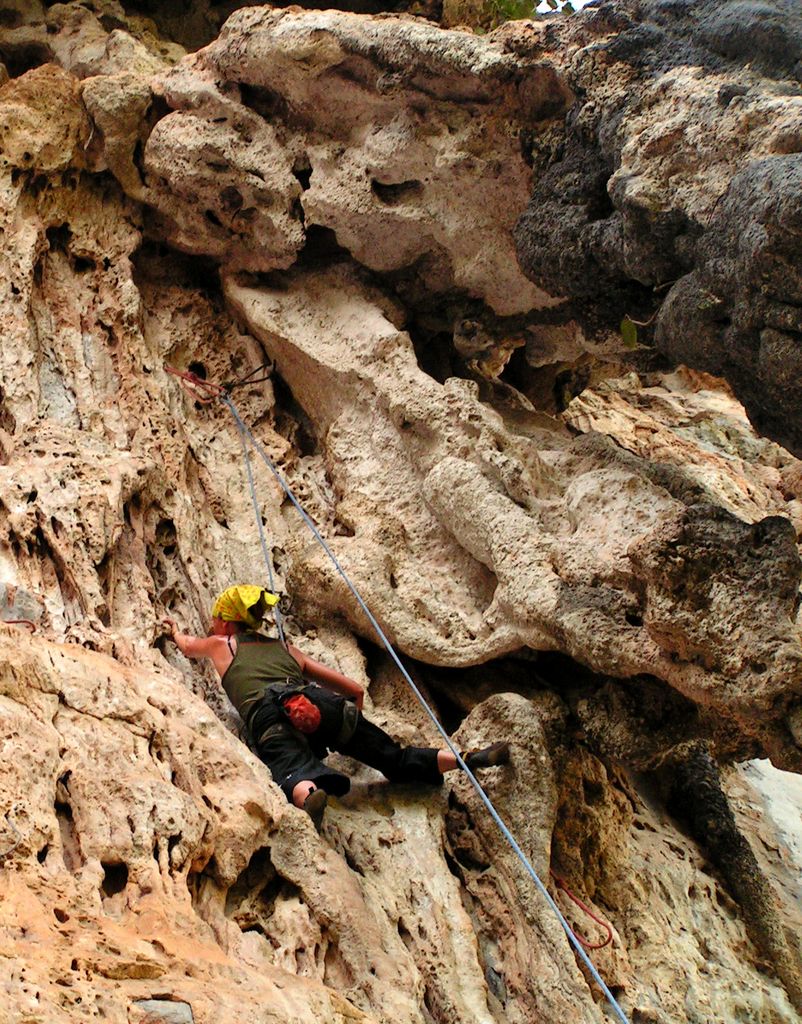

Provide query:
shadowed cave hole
left=271, top=368, right=318, bottom=457
left=29, top=174, right=52, bottom=200
left=101, top=861, right=129, bottom=897
left=55, top=786, right=83, bottom=874
left=357, top=638, right=701, bottom=764
left=220, top=185, right=244, bottom=213
left=223, top=846, right=303, bottom=934
left=356, top=636, right=555, bottom=733
left=371, top=179, right=423, bottom=205
left=224, top=845, right=274, bottom=915
left=582, top=778, right=605, bottom=806
left=396, top=918, right=414, bottom=949
left=96, top=549, right=116, bottom=627
left=167, top=833, right=182, bottom=867
left=495, top=311, right=666, bottom=416
left=155, top=518, right=177, bottom=556
left=403, top=301, right=558, bottom=393
left=587, top=185, right=615, bottom=224
left=131, top=240, right=221, bottom=297
left=0, top=41, right=53, bottom=78
left=242, top=922, right=267, bottom=936
left=72, top=255, right=95, bottom=274
left=240, top=82, right=292, bottom=124
left=45, top=222, right=72, bottom=253
left=406, top=322, right=457, bottom=385
left=292, top=156, right=312, bottom=191
left=298, top=224, right=350, bottom=266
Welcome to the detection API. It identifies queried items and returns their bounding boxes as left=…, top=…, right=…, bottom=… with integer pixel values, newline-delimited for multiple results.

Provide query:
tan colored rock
left=145, top=7, right=570, bottom=314
left=564, top=369, right=802, bottom=529
left=144, top=107, right=304, bottom=271
left=224, top=262, right=802, bottom=770
left=0, top=4, right=801, bottom=1023
left=81, top=72, right=156, bottom=201
left=551, top=749, right=801, bottom=1024
left=0, top=626, right=376, bottom=1024
left=0, top=64, right=90, bottom=173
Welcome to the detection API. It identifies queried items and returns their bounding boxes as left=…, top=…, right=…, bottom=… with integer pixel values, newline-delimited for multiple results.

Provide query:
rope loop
left=165, top=364, right=224, bottom=404
left=165, top=362, right=274, bottom=403
left=551, top=872, right=614, bottom=950
left=2, top=618, right=36, bottom=632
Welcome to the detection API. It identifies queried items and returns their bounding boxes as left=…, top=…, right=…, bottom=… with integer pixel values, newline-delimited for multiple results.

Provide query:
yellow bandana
left=211, top=585, right=279, bottom=629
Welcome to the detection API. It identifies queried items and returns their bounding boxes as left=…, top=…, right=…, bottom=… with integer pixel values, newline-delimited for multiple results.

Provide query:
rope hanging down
left=165, top=364, right=285, bottom=644
left=166, top=366, right=630, bottom=1024
left=231, top=415, right=286, bottom=646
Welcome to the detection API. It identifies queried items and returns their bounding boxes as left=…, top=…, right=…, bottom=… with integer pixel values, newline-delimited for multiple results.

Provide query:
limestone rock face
left=657, top=156, right=802, bottom=455
left=513, top=0, right=802, bottom=453
left=144, top=7, right=570, bottom=313
left=0, top=2, right=801, bottom=1024
left=224, top=264, right=802, bottom=772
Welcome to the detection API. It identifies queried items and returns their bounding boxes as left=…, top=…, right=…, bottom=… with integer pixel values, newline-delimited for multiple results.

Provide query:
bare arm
left=163, top=619, right=234, bottom=680
left=288, top=645, right=364, bottom=710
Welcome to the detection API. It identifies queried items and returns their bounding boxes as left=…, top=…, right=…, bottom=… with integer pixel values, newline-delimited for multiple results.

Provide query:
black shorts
left=248, top=687, right=352, bottom=799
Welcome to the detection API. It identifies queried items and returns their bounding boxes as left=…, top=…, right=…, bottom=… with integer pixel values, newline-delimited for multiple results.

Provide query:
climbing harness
left=551, top=871, right=614, bottom=950
left=166, top=364, right=631, bottom=1024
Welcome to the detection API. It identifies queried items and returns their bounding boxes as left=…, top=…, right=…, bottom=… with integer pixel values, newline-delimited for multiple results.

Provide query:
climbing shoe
left=463, top=741, right=511, bottom=771
left=303, top=788, right=327, bottom=832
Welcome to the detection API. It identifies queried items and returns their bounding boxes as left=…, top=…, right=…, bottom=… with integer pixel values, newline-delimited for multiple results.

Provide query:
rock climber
left=163, top=584, right=509, bottom=828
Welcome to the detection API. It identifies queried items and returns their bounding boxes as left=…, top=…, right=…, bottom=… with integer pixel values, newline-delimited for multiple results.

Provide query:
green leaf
left=620, top=317, right=639, bottom=349
left=547, top=0, right=559, bottom=8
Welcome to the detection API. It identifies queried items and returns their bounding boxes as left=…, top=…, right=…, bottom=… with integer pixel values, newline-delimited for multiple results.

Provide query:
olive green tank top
left=221, top=633, right=304, bottom=723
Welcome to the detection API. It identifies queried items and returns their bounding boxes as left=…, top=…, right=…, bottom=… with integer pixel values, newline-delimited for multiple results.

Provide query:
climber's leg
left=437, top=742, right=511, bottom=772
left=335, top=715, right=443, bottom=785
left=291, top=781, right=327, bottom=830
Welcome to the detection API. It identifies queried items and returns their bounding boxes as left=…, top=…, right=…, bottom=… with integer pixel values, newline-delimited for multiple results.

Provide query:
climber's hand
left=162, top=617, right=178, bottom=640
left=354, top=687, right=364, bottom=712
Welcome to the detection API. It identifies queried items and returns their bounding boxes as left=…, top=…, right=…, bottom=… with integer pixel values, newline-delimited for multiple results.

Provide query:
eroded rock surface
left=224, top=263, right=802, bottom=772
left=141, top=7, right=570, bottom=313
left=0, top=2, right=801, bottom=1023
left=512, top=0, right=802, bottom=454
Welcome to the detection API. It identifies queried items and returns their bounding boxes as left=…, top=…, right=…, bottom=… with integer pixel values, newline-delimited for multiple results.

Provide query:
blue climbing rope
left=231, top=413, right=286, bottom=645
left=221, top=393, right=631, bottom=1024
